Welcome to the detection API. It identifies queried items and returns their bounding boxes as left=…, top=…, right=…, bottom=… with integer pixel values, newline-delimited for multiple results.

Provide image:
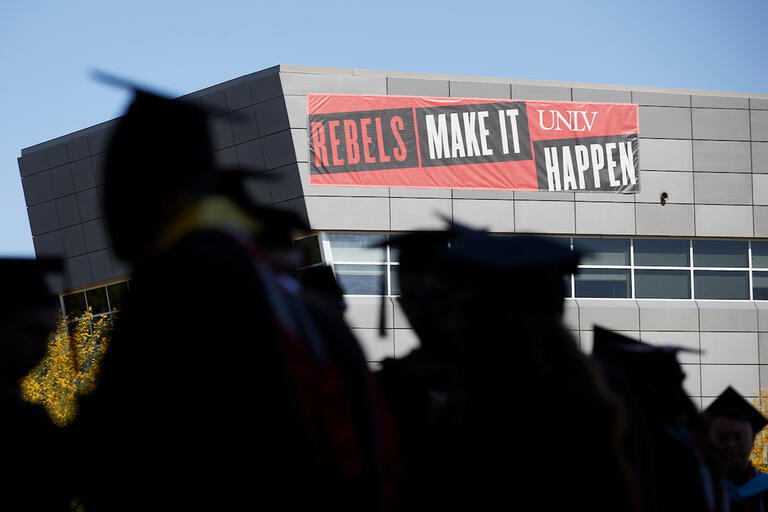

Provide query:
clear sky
left=2, top=0, right=767, bottom=256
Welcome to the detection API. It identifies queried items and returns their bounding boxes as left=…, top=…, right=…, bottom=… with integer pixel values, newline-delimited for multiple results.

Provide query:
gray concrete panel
left=267, top=164, right=303, bottom=203
left=49, top=164, right=75, bottom=198
left=86, top=127, right=114, bottom=155
left=692, top=109, right=750, bottom=141
left=514, top=200, right=575, bottom=233
left=754, top=143, right=768, bottom=173
left=33, top=231, right=64, bottom=258
left=638, top=107, right=691, bottom=139
left=454, top=189, right=515, bottom=199
left=82, top=219, right=110, bottom=252
left=693, top=173, right=752, bottom=205
left=511, top=84, right=571, bottom=101
left=260, top=131, right=297, bottom=169
left=641, top=331, right=700, bottom=364
left=28, top=201, right=59, bottom=235
left=698, top=302, right=757, bottom=332
left=224, top=82, right=253, bottom=111
left=22, top=171, right=53, bottom=206
left=291, top=129, right=308, bottom=163
left=209, top=115, right=234, bottom=150
left=514, top=191, right=573, bottom=201
left=449, top=81, right=510, bottom=99
left=700, top=332, right=758, bottom=364
left=635, top=203, right=695, bottom=236
left=293, top=162, right=388, bottom=198
left=45, top=144, right=69, bottom=168
left=213, top=147, right=238, bottom=168
left=392, top=299, right=412, bottom=330
left=112, top=256, right=132, bottom=279
left=757, top=303, right=768, bottom=332
left=691, top=96, right=749, bottom=109
left=92, top=154, right=105, bottom=185
left=271, top=197, right=310, bottom=228
left=387, top=77, right=449, bottom=97
left=305, top=196, right=389, bottom=231
left=575, top=202, right=635, bottom=235
left=753, top=175, right=768, bottom=205
left=759, top=334, right=768, bottom=364
left=635, top=171, right=693, bottom=204
left=390, top=188, right=451, bottom=198
left=638, top=300, right=699, bottom=331
left=574, top=191, right=634, bottom=203
left=694, top=205, right=753, bottom=237
left=249, top=74, right=283, bottom=104
left=55, top=195, right=81, bottom=227
left=638, top=138, right=692, bottom=171
left=71, top=158, right=96, bottom=191
left=681, top=364, right=702, bottom=397
left=344, top=296, right=392, bottom=329
left=230, top=106, right=260, bottom=144
left=632, top=91, right=690, bottom=107
left=61, top=225, right=87, bottom=257
left=753, top=111, right=768, bottom=142
left=89, top=249, right=115, bottom=283
left=352, top=328, right=394, bottom=362
left=198, top=91, right=227, bottom=116
left=701, top=365, right=759, bottom=397
left=693, top=141, right=751, bottom=173
left=76, top=187, right=102, bottom=222
left=285, top=95, right=308, bottom=129
left=571, top=88, right=631, bottom=103
left=394, top=329, right=420, bottom=358
left=66, top=137, right=90, bottom=161
left=390, top=198, right=452, bottom=230
left=562, top=299, right=579, bottom=331
left=234, top=138, right=266, bottom=170
left=18, top=151, right=48, bottom=177
left=752, top=99, right=768, bottom=110
left=280, top=73, right=387, bottom=95
left=254, top=97, right=290, bottom=137
left=66, top=255, right=93, bottom=289
left=755, top=207, right=768, bottom=237
left=452, top=199, right=515, bottom=232
left=577, top=300, right=639, bottom=331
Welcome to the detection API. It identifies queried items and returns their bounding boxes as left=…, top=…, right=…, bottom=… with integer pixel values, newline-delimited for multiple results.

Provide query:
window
left=61, top=280, right=131, bottom=333
left=326, top=233, right=397, bottom=295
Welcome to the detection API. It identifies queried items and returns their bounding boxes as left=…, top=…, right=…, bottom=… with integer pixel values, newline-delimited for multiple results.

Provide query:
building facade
left=17, top=64, right=768, bottom=408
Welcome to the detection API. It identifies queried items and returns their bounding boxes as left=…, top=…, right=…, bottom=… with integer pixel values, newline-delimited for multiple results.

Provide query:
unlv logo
left=537, top=110, right=598, bottom=132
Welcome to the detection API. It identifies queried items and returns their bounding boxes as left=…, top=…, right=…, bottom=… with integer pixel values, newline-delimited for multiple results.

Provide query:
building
left=17, top=64, right=768, bottom=408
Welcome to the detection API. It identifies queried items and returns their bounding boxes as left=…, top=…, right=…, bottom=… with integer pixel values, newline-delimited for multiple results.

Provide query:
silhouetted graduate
left=706, top=386, right=768, bottom=510
left=0, top=258, right=70, bottom=510
left=377, top=224, right=638, bottom=511
left=74, top=77, right=393, bottom=511
left=592, top=326, right=727, bottom=512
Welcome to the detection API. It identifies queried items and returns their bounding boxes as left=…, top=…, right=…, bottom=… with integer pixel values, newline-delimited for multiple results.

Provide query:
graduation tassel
left=378, top=270, right=387, bottom=338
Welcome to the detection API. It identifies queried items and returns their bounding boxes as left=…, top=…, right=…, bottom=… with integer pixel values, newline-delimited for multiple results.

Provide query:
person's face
left=709, top=417, right=755, bottom=477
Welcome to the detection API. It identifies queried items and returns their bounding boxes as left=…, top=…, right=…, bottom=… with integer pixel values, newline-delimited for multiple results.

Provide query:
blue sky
left=2, top=0, right=767, bottom=256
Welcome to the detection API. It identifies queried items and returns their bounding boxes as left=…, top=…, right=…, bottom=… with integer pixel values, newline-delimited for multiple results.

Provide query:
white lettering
left=499, top=110, right=509, bottom=155
left=506, top=109, right=521, bottom=154
left=449, top=113, right=466, bottom=158
left=582, top=111, right=598, bottom=131
left=425, top=114, right=449, bottom=159
left=590, top=144, right=604, bottom=188
left=478, top=111, right=493, bottom=156
left=462, top=112, right=480, bottom=157
left=618, top=141, right=637, bottom=185
left=538, top=109, right=555, bottom=130
left=555, top=111, right=571, bottom=131
left=544, top=147, right=561, bottom=191
left=605, top=143, right=620, bottom=187
left=574, top=145, right=589, bottom=189
left=561, top=147, right=577, bottom=191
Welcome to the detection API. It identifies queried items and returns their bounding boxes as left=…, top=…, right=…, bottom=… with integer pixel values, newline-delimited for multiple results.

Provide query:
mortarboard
left=705, top=386, right=768, bottom=437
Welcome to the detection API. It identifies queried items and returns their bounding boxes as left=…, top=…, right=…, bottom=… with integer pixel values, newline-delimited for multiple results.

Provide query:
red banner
left=308, top=94, right=639, bottom=193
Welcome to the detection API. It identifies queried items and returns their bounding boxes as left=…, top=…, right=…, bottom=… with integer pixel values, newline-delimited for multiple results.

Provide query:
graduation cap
left=706, top=386, right=768, bottom=437
left=0, top=258, right=63, bottom=314
left=592, top=325, right=700, bottom=358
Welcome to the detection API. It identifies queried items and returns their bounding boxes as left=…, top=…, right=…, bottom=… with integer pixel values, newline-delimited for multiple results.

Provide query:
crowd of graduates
left=3, top=82, right=768, bottom=511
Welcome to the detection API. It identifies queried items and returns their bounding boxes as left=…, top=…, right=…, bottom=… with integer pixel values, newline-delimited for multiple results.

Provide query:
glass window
left=107, top=282, right=129, bottom=311
left=573, top=238, right=630, bottom=266
left=753, top=242, right=768, bottom=269
left=389, top=268, right=400, bottom=296
left=694, top=271, right=749, bottom=300
left=334, top=264, right=385, bottom=295
left=634, top=239, right=689, bottom=267
left=329, top=233, right=386, bottom=262
left=63, top=292, right=86, bottom=319
left=86, top=287, right=109, bottom=315
left=693, top=240, right=748, bottom=268
left=574, top=269, right=631, bottom=298
left=294, top=235, right=323, bottom=267
left=753, top=271, right=768, bottom=300
left=563, top=275, right=572, bottom=298
left=635, top=270, right=691, bottom=299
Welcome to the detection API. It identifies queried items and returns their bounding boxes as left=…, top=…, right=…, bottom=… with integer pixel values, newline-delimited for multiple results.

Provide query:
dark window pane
left=329, top=233, right=386, bottom=262
left=574, top=269, right=631, bottom=298
left=693, top=240, right=748, bottom=268
left=573, top=238, right=630, bottom=266
left=563, top=275, right=573, bottom=298
left=334, top=264, right=385, bottom=295
left=68, top=318, right=92, bottom=336
left=635, top=270, right=691, bottom=299
left=694, top=270, right=749, bottom=299
left=753, top=242, right=768, bottom=269
left=86, top=287, right=108, bottom=314
left=63, top=292, right=86, bottom=319
left=107, top=282, right=129, bottom=311
left=294, top=235, right=322, bottom=267
left=634, top=239, right=690, bottom=267
left=390, top=267, right=400, bottom=296
left=753, top=271, right=768, bottom=300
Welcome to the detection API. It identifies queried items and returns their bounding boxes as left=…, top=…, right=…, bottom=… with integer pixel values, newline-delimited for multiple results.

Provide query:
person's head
left=103, top=89, right=215, bottom=262
left=706, top=387, right=768, bottom=477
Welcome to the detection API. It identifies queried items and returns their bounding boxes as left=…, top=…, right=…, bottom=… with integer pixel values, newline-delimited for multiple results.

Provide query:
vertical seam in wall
left=697, top=300, right=703, bottom=402
left=750, top=106, right=756, bottom=237
left=690, top=102, right=697, bottom=237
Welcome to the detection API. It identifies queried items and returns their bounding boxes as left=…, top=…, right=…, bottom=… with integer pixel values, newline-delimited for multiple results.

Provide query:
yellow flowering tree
left=21, top=311, right=112, bottom=426
left=752, top=391, right=768, bottom=473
